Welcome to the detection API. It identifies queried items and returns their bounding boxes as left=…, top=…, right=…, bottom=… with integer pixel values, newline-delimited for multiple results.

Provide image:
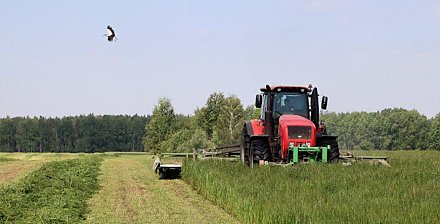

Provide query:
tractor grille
left=288, top=126, right=311, bottom=139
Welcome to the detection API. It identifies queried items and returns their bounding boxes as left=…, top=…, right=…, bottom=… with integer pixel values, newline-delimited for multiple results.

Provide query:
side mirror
left=321, top=96, right=328, bottom=110
left=255, top=94, right=262, bottom=108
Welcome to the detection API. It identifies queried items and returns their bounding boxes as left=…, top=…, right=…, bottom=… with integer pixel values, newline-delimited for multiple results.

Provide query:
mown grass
left=0, top=158, right=16, bottom=163
left=0, top=156, right=102, bottom=223
left=0, top=160, right=43, bottom=185
left=84, top=155, right=239, bottom=224
left=183, top=151, right=440, bottom=224
left=0, top=152, right=87, bottom=162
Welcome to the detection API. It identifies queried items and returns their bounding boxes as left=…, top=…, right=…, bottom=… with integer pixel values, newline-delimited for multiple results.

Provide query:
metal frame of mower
left=289, top=143, right=330, bottom=163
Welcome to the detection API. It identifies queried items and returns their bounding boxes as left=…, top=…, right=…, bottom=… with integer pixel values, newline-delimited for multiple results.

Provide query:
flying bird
left=104, top=25, right=117, bottom=42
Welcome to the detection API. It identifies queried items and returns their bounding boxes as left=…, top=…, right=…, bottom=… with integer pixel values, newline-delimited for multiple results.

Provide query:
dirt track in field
left=84, top=155, right=240, bottom=224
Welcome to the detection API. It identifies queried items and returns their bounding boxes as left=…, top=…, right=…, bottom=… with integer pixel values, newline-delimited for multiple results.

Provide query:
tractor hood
left=278, top=115, right=317, bottom=159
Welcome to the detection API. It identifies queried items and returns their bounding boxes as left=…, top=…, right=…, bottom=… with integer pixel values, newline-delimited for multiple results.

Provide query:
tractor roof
left=260, top=85, right=311, bottom=93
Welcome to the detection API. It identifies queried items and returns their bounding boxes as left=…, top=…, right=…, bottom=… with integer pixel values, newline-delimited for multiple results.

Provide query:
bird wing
left=106, top=28, right=113, bottom=37
left=108, top=26, right=115, bottom=34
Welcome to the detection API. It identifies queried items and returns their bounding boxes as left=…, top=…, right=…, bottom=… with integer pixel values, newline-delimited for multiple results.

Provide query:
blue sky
left=1, top=1, right=439, bottom=117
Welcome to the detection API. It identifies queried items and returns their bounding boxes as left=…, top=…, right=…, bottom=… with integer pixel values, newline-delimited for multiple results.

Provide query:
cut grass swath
left=0, top=158, right=16, bottom=163
left=0, top=156, right=102, bottom=223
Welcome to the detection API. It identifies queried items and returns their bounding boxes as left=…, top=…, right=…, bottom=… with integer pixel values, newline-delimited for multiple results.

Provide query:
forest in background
left=0, top=93, right=439, bottom=153
left=0, top=115, right=147, bottom=152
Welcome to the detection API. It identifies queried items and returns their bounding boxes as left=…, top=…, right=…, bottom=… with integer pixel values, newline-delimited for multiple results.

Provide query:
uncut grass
left=183, top=151, right=440, bottom=224
left=0, top=156, right=102, bottom=223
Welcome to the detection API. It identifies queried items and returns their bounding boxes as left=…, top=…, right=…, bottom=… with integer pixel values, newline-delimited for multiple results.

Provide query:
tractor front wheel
left=317, top=136, right=340, bottom=163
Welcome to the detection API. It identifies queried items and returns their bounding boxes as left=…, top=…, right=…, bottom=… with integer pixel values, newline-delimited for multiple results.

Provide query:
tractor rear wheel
left=250, top=138, right=270, bottom=164
left=240, top=125, right=271, bottom=167
left=240, top=128, right=250, bottom=165
left=317, top=136, right=340, bottom=163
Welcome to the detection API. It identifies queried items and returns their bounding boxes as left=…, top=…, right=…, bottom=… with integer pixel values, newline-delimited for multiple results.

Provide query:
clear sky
left=1, top=1, right=439, bottom=118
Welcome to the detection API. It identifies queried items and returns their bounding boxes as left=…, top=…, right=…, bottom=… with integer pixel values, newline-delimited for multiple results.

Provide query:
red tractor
left=241, top=84, right=339, bottom=167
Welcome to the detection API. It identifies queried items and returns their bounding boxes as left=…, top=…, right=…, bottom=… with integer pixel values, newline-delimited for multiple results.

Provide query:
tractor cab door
left=311, top=87, right=319, bottom=128
left=260, top=94, right=269, bottom=121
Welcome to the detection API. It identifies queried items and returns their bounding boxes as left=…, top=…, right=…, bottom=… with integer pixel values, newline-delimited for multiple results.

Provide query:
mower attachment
left=289, top=143, right=330, bottom=163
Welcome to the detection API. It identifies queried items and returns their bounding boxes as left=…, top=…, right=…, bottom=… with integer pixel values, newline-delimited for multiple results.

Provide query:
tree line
left=322, top=108, right=440, bottom=150
left=145, top=94, right=440, bottom=152
left=1, top=93, right=439, bottom=153
left=0, top=114, right=147, bottom=152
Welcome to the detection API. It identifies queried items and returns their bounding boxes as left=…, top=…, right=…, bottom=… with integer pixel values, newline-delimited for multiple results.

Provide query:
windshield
left=273, top=92, right=308, bottom=119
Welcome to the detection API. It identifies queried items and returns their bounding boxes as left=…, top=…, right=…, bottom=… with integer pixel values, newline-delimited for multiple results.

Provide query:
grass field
left=0, top=153, right=86, bottom=161
left=0, top=156, right=102, bottom=223
left=0, top=160, right=42, bottom=185
left=1, top=151, right=439, bottom=223
left=0, top=153, right=90, bottom=186
left=84, top=154, right=239, bottom=224
left=183, top=150, right=440, bottom=224
left=0, top=153, right=239, bottom=224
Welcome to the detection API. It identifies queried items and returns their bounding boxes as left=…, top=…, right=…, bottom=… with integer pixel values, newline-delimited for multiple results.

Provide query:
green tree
left=178, top=129, right=215, bottom=152
left=379, top=108, right=429, bottom=150
left=194, top=92, right=226, bottom=138
left=212, top=96, right=245, bottom=146
left=0, top=117, right=17, bottom=152
left=144, top=98, right=176, bottom=153
left=428, top=113, right=440, bottom=150
left=244, top=105, right=260, bottom=120
left=322, top=108, right=431, bottom=150
left=126, top=115, right=148, bottom=152
left=57, top=117, right=77, bottom=152
left=15, top=117, right=40, bottom=152
left=75, top=114, right=98, bottom=153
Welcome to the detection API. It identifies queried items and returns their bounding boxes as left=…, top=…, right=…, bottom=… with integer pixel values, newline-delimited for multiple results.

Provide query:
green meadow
left=0, top=153, right=238, bottom=224
left=183, top=150, right=440, bottom=224
left=0, top=151, right=439, bottom=223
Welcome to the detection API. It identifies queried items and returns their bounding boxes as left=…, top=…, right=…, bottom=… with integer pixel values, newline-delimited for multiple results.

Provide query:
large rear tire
left=317, top=136, right=340, bottom=163
left=240, top=127, right=250, bottom=165
left=250, top=138, right=270, bottom=164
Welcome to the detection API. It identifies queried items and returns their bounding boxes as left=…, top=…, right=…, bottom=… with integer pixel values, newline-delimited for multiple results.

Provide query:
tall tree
left=245, top=106, right=260, bottom=120
left=212, top=95, right=245, bottom=146
left=194, top=92, right=226, bottom=139
left=143, top=98, right=176, bottom=153
left=428, top=113, right=440, bottom=150
left=15, top=117, right=40, bottom=152
left=0, top=117, right=17, bottom=152
left=322, top=108, right=431, bottom=150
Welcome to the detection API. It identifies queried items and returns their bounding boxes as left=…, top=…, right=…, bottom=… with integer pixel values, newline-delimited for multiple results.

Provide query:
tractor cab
left=255, top=85, right=327, bottom=126
left=274, top=92, right=309, bottom=118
